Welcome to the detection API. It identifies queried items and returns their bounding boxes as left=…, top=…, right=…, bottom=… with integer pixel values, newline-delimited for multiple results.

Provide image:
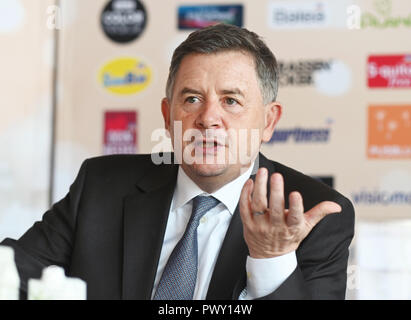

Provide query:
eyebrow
left=178, top=87, right=245, bottom=97
left=220, top=88, right=245, bottom=98
left=179, top=87, right=203, bottom=96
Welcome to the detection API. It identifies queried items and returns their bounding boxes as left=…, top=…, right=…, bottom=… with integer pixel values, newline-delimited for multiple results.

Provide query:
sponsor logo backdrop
left=1, top=0, right=409, bottom=229
left=41, top=0, right=410, bottom=222
left=1, top=0, right=411, bottom=299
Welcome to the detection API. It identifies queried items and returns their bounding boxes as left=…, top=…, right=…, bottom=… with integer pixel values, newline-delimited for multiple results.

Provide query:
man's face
left=162, top=50, right=281, bottom=189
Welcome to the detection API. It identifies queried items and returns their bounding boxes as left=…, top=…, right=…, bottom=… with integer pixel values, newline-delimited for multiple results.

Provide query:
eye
left=185, top=96, right=200, bottom=104
left=224, top=97, right=239, bottom=106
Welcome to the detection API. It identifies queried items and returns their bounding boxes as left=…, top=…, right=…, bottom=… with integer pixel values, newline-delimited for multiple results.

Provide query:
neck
left=181, top=163, right=254, bottom=194
left=188, top=174, right=237, bottom=194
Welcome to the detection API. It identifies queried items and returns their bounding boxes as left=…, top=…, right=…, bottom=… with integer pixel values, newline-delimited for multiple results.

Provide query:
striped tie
left=154, top=195, right=220, bottom=300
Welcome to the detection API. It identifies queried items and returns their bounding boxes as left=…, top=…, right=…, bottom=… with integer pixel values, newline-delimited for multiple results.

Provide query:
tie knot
left=191, top=196, right=220, bottom=222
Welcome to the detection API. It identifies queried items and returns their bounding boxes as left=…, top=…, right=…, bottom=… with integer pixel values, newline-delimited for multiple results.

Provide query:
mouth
left=193, top=139, right=226, bottom=154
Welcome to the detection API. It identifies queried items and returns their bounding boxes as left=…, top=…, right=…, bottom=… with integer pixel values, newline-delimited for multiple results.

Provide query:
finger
left=286, top=191, right=304, bottom=226
left=239, top=179, right=254, bottom=226
left=250, top=168, right=268, bottom=215
left=268, top=173, right=285, bottom=220
left=305, top=201, right=342, bottom=227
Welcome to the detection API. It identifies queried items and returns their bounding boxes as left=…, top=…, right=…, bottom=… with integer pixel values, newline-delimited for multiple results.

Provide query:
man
left=1, top=24, right=354, bottom=300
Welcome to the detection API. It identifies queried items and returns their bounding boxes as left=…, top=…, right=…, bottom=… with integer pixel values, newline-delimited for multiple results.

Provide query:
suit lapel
left=122, top=159, right=178, bottom=300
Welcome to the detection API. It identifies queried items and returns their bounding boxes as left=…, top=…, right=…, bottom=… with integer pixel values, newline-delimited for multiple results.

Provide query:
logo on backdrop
left=278, top=60, right=332, bottom=86
left=101, top=0, right=147, bottom=43
left=104, top=111, right=137, bottom=155
left=368, top=55, right=411, bottom=88
left=367, top=105, right=411, bottom=159
left=351, top=190, right=411, bottom=206
left=278, top=59, right=352, bottom=95
left=267, top=126, right=331, bottom=144
left=352, top=170, right=411, bottom=206
left=178, top=4, right=243, bottom=30
left=99, top=57, right=152, bottom=95
left=267, top=0, right=349, bottom=30
left=361, top=0, right=411, bottom=29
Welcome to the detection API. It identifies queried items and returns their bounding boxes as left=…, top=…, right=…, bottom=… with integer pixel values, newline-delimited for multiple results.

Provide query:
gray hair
left=166, top=23, right=279, bottom=105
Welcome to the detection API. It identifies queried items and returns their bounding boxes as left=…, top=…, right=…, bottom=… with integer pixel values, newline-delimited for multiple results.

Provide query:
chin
left=188, top=163, right=229, bottom=177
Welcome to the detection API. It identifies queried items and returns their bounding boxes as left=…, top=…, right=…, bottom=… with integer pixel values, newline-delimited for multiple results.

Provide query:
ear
left=262, top=102, right=282, bottom=143
left=161, top=97, right=171, bottom=137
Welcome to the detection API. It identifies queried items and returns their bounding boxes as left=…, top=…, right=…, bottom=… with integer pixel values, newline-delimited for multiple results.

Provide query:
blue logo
left=267, top=127, right=330, bottom=143
left=178, top=4, right=243, bottom=30
left=352, top=190, right=411, bottom=205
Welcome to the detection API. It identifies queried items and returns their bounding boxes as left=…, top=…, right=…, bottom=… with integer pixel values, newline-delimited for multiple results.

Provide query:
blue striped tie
left=154, top=195, right=220, bottom=300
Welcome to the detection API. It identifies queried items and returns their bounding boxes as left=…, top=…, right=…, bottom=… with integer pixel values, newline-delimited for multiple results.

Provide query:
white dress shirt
left=152, top=165, right=297, bottom=300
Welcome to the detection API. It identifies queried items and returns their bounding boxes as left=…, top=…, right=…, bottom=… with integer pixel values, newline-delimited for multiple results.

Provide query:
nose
left=195, top=99, right=223, bottom=129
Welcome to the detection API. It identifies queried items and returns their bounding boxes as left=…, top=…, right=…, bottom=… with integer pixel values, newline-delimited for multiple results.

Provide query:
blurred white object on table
left=0, top=245, right=20, bottom=300
left=28, top=265, right=86, bottom=300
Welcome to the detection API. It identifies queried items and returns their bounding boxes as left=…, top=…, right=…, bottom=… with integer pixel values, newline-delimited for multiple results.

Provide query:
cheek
left=225, top=115, right=265, bottom=147
left=228, top=113, right=264, bottom=130
left=170, top=114, right=198, bottom=141
left=180, top=115, right=197, bottom=132
left=170, top=109, right=186, bottom=128
left=171, top=107, right=193, bottom=122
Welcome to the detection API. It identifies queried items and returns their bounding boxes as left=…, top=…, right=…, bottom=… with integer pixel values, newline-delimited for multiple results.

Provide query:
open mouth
left=193, top=139, right=225, bottom=154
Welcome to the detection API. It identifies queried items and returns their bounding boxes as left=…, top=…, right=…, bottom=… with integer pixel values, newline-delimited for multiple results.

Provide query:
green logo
left=362, top=0, right=411, bottom=28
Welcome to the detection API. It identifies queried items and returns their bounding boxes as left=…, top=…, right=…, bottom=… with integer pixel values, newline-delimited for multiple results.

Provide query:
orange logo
left=368, top=105, right=411, bottom=159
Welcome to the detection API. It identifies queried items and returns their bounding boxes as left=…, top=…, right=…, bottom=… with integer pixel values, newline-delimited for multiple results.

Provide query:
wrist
left=249, top=248, right=296, bottom=259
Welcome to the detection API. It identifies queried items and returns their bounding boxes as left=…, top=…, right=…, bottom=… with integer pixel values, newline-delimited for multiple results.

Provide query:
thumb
left=305, top=201, right=341, bottom=227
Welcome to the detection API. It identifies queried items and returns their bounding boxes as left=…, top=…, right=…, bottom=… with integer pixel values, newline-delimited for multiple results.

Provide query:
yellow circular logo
left=99, top=57, right=152, bottom=95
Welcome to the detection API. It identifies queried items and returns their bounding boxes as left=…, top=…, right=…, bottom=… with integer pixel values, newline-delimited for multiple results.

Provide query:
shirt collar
left=172, top=164, right=254, bottom=215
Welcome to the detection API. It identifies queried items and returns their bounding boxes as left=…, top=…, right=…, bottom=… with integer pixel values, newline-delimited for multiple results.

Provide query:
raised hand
left=239, top=168, right=342, bottom=259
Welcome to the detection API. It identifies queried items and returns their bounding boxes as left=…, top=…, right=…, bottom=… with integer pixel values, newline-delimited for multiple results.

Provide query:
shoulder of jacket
left=269, top=158, right=351, bottom=204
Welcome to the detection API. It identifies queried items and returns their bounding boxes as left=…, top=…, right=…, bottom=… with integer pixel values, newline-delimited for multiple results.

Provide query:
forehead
left=174, top=51, right=259, bottom=92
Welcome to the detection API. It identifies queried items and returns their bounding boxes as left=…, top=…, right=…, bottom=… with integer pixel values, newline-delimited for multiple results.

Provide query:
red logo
left=368, top=105, right=411, bottom=159
left=368, top=55, right=411, bottom=88
left=104, top=111, right=137, bottom=155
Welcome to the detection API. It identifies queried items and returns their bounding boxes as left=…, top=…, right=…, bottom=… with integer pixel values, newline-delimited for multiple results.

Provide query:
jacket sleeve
left=0, top=159, right=89, bottom=298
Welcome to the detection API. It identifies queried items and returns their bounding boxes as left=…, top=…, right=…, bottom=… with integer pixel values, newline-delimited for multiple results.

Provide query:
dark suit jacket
left=1, top=152, right=355, bottom=300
